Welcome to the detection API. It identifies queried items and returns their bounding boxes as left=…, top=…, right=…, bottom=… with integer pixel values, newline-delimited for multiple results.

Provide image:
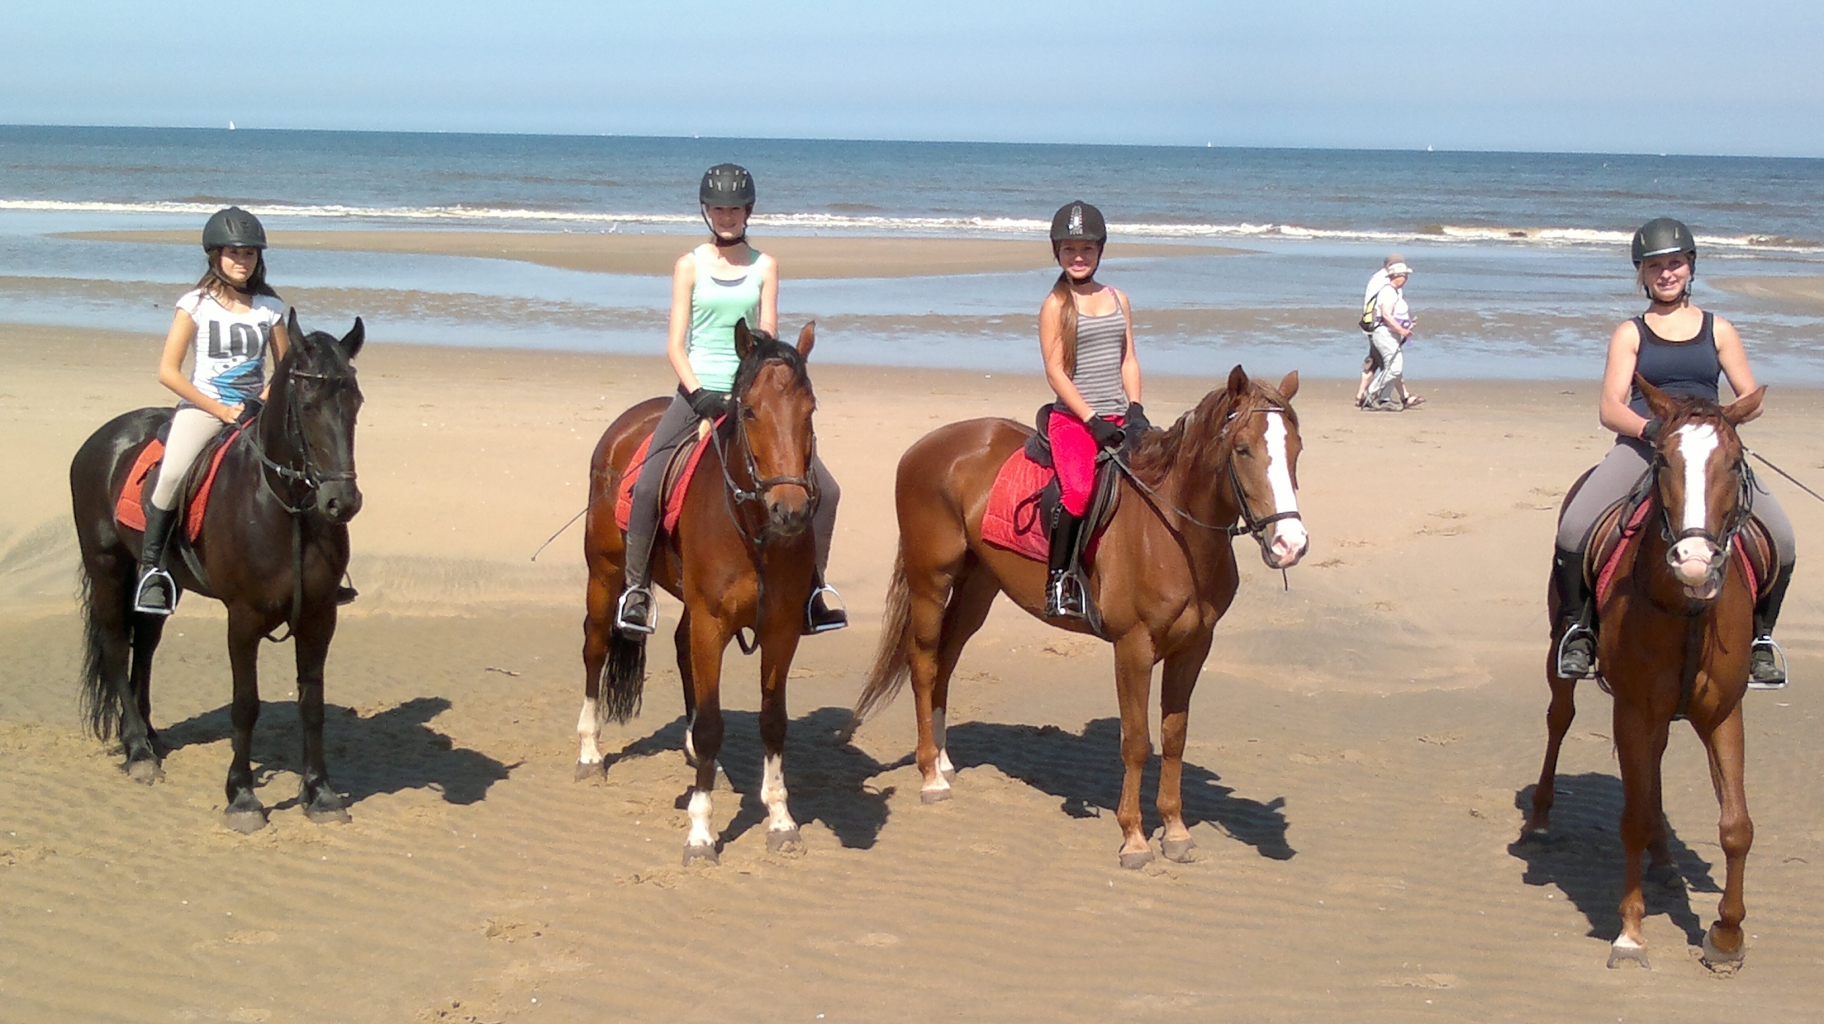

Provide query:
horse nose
left=320, top=486, right=363, bottom=524
left=766, top=485, right=812, bottom=533
left=1267, top=522, right=1308, bottom=569
left=1671, top=537, right=1716, bottom=584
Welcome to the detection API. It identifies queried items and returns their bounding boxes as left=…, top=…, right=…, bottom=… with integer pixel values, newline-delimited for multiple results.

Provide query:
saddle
left=114, top=424, right=242, bottom=544
left=980, top=404, right=1122, bottom=565
left=1584, top=484, right=1772, bottom=606
left=613, top=417, right=720, bottom=534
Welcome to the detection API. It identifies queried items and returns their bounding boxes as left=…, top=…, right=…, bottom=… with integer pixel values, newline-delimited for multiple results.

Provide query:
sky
left=2, top=0, right=1820, bottom=156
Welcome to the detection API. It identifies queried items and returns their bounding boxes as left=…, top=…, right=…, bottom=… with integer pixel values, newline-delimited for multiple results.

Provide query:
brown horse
left=1527, top=377, right=1766, bottom=970
left=850, top=367, right=1308, bottom=867
left=577, top=322, right=823, bottom=863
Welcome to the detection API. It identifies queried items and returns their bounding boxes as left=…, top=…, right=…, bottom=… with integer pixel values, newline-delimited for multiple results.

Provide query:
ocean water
left=3, top=125, right=1822, bottom=380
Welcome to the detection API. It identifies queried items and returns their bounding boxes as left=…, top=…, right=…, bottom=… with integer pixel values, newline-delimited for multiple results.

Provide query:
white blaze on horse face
left=761, top=752, right=796, bottom=834
left=1672, top=423, right=1721, bottom=580
left=1262, top=413, right=1307, bottom=564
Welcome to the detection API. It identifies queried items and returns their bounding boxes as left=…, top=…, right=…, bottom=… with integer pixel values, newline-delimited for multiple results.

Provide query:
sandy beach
left=3, top=316, right=1822, bottom=1024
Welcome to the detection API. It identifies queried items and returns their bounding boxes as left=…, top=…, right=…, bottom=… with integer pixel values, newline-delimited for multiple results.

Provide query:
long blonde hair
left=1048, top=270, right=1080, bottom=378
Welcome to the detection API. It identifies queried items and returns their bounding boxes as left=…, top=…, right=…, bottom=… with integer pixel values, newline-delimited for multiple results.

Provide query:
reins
left=1108, top=393, right=1303, bottom=541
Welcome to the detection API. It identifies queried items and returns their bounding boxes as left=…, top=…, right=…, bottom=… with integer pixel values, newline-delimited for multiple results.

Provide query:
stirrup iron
left=1748, top=635, right=1788, bottom=690
left=1555, top=623, right=1597, bottom=680
left=133, top=568, right=177, bottom=616
left=615, top=586, right=657, bottom=635
left=805, top=583, right=848, bottom=634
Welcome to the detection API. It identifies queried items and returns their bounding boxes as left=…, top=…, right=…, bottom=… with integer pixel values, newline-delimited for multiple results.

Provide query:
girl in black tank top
left=1626, top=311, right=1721, bottom=418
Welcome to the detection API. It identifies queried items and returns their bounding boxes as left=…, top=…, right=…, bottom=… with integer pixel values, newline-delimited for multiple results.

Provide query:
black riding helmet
left=700, top=164, right=756, bottom=208
left=1631, top=217, right=1697, bottom=270
left=1050, top=200, right=1107, bottom=249
left=202, top=206, right=267, bottom=250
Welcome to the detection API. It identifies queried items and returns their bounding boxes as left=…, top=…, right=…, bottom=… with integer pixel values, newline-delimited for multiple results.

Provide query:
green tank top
left=687, top=248, right=763, bottom=393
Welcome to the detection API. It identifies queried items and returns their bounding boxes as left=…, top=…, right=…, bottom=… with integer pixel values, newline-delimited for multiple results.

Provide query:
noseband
left=713, top=361, right=820, bottom=547
left=251, top=365, right=359, bottom=516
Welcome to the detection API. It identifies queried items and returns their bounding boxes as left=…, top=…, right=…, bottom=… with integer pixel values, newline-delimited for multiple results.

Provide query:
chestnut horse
left=850, top=367, right=1309, bottom=867
left=577, top=322, right=823, bottom=864
left=70, top=312, right=365, bottom=833
left=1527, top=377, right=1767, bottom=971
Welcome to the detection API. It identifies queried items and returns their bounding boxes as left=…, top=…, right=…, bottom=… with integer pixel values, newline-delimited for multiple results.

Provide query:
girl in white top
left=133, top=207, right=288, bottom=615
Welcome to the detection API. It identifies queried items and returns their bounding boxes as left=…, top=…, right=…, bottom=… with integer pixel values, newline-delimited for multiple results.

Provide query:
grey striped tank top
left=1072, top=307, right=1130, bottom=417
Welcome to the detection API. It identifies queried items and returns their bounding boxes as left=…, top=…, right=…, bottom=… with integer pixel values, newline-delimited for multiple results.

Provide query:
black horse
left=70, top=311, right=365, bottom=833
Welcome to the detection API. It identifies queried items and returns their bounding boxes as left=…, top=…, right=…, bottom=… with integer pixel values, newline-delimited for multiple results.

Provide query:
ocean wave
left=3, top=199, right=1819, bottom=254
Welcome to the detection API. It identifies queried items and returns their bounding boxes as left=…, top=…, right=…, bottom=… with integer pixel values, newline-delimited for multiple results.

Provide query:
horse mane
left=730, top=330, right=810, bottom=398
left=1125, top=378, right=1295, bottom=485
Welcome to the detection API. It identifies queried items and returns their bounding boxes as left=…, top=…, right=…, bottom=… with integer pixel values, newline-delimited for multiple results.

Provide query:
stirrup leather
left=1748, top=635, right=1788, bottom=690
left=1555, top=623, right=1597, bottom=680
left=805, top=584, right=848, bottom=634
left=133, top=568, right=177, bottom=616
left=614, top=586, right=657, bottom=635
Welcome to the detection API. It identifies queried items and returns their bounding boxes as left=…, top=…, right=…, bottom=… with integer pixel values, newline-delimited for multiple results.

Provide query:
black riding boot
left=804, top=570, right=848, bottom=634
left=1552, top=546, right=1597, bottom=679
left=1045, top=506, right=1087, bottom=620
left=133, top=505, right=179, bottom=616
left=1749, top=561, right=1794, bottom=689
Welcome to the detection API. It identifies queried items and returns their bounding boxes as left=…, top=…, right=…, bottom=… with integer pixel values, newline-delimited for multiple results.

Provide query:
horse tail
left=849, top=550, right=913, bottom=732
left=76, top=568, right=121, bottom=741
left=600, top=629, right=647, bottom=726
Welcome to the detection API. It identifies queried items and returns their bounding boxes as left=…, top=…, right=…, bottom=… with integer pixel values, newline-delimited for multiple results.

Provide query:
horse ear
left=1635, top=373, right=1676, bottom=419
left=734, top=318, right=755, bottom=361
left=1723, top=384, right=1766, bottom=426
left=1226, top=365, right=1249, bottom=398
left=796, top=321, right=816, bottom=359
left=1277, top=370, right=1300, bottom=402
left=279, top=308, right=300, bottom=353
left=340, top=317, right=365, bottom=360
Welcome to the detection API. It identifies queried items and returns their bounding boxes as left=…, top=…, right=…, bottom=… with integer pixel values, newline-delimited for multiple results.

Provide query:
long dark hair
left=195, top=247, right=279, bottom=302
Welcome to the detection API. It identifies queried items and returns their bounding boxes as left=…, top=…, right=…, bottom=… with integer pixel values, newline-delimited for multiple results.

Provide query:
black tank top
left=1627, top=312, right=1720, bottom=418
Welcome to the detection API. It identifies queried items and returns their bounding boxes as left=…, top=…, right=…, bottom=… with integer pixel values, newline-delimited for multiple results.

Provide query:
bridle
left=249, top=363, right=359, bottom=517
left=713, top=358, right=821, bottom=549
left=1112, top=393, right=1303, bottom=545
left=1646, top=421, right=1754, bottom=583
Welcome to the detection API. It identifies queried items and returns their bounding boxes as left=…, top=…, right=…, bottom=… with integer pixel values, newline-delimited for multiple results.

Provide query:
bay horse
left=1527, top=376, right=1766, bottom=971
left=849, top=366, right=1309, bottom=867
left=70, top=311, right=365, bottom=833
left=577, top=322, right=823, bottom=864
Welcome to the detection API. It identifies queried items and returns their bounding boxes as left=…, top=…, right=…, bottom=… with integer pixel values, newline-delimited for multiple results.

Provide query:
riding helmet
left=1631, top=217, right=1697, bottom=269
left=202, top=206, right=267, bottom=250
left=700, top=164, right=756, bottom=208
left=1050, top=201, right=1107, bottom=246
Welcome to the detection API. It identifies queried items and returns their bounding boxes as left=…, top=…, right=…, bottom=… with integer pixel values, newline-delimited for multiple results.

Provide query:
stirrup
left=804, top=584, right=848, bottom=634
left=1046, top=570, right=1087, bottom=620
left=1555, top=623, right=1597, bottom=680
left=1748, top=635, right=1788, bottom=690
left=335, top=585, right=359, bottom=607
left=615, top=586, right=657, bottom=635
left=133, top=568, right=177, bottom=616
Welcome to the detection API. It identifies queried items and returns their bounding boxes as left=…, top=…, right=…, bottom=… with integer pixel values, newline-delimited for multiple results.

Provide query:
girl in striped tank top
left=1039, top=201, right=1148, bottom=621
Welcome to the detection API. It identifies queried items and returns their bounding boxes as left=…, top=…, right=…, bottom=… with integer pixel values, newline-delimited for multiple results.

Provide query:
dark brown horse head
left=729, top=319, right=818, bottom=537
left=265, top=310, right=365, bottom=524
left=1636, top=374, right=1765, bottom=601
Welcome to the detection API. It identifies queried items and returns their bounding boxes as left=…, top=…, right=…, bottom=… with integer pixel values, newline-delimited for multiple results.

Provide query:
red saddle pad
left=114, top=430, right=240, bottom=543
left=613, top=425, right=717, bottom=535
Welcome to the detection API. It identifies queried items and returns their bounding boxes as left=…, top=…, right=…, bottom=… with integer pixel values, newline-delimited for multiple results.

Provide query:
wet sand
left=60, top=230, right=1249, bottom=279
left=2, top=323, right=1822, bottom=1022
left=1713, top=276, right=1824, bottom=313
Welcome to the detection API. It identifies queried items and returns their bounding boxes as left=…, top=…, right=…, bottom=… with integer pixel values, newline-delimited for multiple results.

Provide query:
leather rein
left=1111, top=395, right=1302, bottom=544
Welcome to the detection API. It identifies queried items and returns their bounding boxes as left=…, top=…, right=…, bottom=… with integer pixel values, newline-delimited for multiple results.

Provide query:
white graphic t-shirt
left=175, top=289, right=286, bottom=406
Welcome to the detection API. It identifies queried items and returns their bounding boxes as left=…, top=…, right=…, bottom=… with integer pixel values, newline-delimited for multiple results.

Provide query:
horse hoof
left=1118, top=849, right=1155, bottom=870
left=1701, top=929, right=1746, bottom=973
left=1606, top=938, right=1650, bottom=970
left=1161, top=837, right=1197, bottom=863
left=920, top=787, right=952, bottom=805
left=767, top=829, right=803, bottom=853
left=575, top=760, right=605, bottom=782
left=682, top=842, right=718, bottom=866
left=305, top=803, right=351, bottom=825
left=127, top=759, right=165, bottom=785
left=223, top=809, right=268, bottom=835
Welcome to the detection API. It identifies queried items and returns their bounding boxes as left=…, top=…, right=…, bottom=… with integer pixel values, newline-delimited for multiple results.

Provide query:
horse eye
left=1235, top=444, right=1253, bottom=457
left=742, top=407, right=758, bottom=421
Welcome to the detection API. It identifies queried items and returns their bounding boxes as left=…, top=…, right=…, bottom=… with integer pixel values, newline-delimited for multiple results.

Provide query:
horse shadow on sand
left=1508, top=773, right=1722, bottom=944
left=156, top=696, right=514, bottom=810
left=602, top=709, right=1293, bottom=859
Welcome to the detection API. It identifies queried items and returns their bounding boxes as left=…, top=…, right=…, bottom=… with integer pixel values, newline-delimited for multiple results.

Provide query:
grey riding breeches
left=150, top=406, right=227, bottom=511
left=1555, top=438, right=1794, bottom=565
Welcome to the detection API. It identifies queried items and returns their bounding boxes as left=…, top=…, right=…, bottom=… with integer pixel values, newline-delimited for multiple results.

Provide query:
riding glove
left=1124, top=402, right=1151, bottom=436
left=1086, top=415, right=1125, bottom=449
left=686, top=387, right=729, bottom=420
